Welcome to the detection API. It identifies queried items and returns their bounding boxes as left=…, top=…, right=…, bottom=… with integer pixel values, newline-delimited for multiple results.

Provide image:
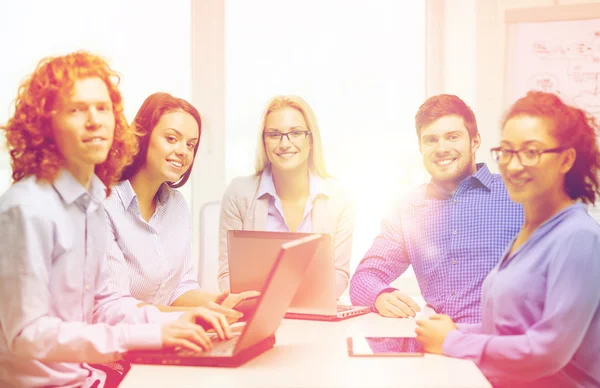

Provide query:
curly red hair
left=1, top=51, right=138, bottom=195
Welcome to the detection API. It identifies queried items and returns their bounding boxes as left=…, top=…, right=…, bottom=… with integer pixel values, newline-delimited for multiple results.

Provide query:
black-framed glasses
left=490, top=146, right=565, bottom=167
left=263, top=130, right=311, bottom=144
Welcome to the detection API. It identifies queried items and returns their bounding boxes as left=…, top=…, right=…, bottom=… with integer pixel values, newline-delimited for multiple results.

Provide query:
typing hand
left=375, top=290, right=422, bottom=318
left=161, top=319, right=213, bottom=353
left=203, top=293, right=244, bottom=324
left=178, top=306, right=232, bottom=341
left=216, top=290, right=261, bottom=310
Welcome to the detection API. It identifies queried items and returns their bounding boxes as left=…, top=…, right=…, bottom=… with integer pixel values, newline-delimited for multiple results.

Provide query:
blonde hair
left=254, top=95, right=329, bottom=177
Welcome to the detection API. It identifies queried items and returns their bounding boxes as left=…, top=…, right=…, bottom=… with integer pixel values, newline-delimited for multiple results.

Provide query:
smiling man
left=349, top=94, right=524, bottom=324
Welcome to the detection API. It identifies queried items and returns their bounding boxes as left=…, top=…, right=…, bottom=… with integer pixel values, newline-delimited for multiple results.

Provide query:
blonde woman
left=217, top=95, right=354, bottom=297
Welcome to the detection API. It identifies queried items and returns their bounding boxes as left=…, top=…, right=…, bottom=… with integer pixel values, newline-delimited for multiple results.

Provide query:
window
left=224, top=0, right=426, bottom=281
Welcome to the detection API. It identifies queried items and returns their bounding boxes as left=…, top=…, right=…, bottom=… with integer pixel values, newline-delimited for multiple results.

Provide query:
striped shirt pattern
left=349, top=164, right=524, bottom=323
left=105, top=180, right=199, bottom=306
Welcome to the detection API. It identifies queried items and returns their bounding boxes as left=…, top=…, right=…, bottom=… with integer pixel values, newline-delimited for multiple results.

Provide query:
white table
left=120, top=313, right=491, bottom=387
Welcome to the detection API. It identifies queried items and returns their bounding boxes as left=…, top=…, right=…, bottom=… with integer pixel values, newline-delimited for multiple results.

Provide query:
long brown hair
left=120, top=92, right=202, bottom=188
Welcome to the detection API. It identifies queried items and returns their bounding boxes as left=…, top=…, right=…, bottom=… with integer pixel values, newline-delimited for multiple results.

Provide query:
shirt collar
left=115, top=180, right=172, bottom=211
left=53, top=169, right=106, bottom=205
left=114, top=179, right=137, bottom=210
left=470, top=163, right=494, bottom=190
left=257, top=167, right=329, bottom=200
left=425, top=163, right=493, bottom=200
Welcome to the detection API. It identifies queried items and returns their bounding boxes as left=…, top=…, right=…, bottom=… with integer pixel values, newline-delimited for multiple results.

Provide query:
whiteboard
left=504, top=4, right=600, bottom=225
left=512, top=19, right=600, bottom=122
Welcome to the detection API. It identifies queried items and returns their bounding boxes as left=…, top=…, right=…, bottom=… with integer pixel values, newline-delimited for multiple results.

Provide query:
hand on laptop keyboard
left=201, top=300, right=244, bottom=325
left=216, top=289, right=261, bottom=310
left=203, top=290, right=258, bottom=324
left=182, top=306, right=233, bottom=340
left=175, top=332, right=242, bottom=357
left=161, top=319, right=214, bottom=353
left=160, top=307, right=234, bottom=353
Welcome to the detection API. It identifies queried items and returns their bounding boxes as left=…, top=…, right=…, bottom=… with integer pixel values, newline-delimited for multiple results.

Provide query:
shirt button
left=453, top=199, right=458, bottom=204
left=452, top=230, right=457, bottom=235
left=85, top=284, right=90, bottom=291
left=452, top=260, right=457, bottom=265
left=451, top=292, right=455, bottom=296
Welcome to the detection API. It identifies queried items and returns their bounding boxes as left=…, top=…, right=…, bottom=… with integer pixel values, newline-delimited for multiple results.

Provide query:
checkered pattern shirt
left=349, top=164, right=523, bottom=323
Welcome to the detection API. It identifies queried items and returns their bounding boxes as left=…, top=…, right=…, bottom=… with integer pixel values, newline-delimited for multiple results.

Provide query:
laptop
left=228, top=230, right=371, bottom=321
left=125, top=234, right=323, bottom=367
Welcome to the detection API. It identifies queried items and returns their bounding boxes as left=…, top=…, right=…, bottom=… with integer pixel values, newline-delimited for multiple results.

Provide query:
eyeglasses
left=490, top=146, right=565, bottom=167
left=263, top=130, right=311, bottom=144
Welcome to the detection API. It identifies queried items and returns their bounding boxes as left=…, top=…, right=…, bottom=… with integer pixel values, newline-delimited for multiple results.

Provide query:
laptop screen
left=228, top=231, right=336, bottom=314
left=233, top=234, right=323, bottom=352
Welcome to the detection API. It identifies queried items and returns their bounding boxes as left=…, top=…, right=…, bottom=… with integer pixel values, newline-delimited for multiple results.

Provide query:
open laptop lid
left=232, top=234, right=323, bottom=353
left=228, top=230, right=337, bottom=315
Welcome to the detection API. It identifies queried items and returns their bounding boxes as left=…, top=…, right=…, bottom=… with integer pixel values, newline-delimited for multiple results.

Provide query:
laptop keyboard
left=176, top=334, right=240, bottom=358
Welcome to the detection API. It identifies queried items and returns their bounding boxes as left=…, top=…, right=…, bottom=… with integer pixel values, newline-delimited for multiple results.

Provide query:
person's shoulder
left=563, top=205, right=600, bottom=236
left=105, top=182, right=126, bottom=213
left=322, top=176, right=352, bottom=197
left=488, top=172, right=506, bottom=187
left=1, top=176, right=54, bottom=208
left=158, top=187, right=193, bottom=229
left=165, top=185, right=187, bottom=204
left=486, top=171, right=511, bottom=192
left=319, top=177, right=356, bottom=213
left=0, top=176, right=56, bottom=220
left=387, top=183, right=428, bottom=211
left=488, top=173, right=518, bottom=201
left=223, top=174, right=261, bottom=198
left=551, top=205, right=600, bottom=263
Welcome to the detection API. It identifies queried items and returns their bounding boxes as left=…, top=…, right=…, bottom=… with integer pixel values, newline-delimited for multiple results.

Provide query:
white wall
left=442, top=0, right=478, bottom=109
left=0, top=0, right=193, bottom=203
